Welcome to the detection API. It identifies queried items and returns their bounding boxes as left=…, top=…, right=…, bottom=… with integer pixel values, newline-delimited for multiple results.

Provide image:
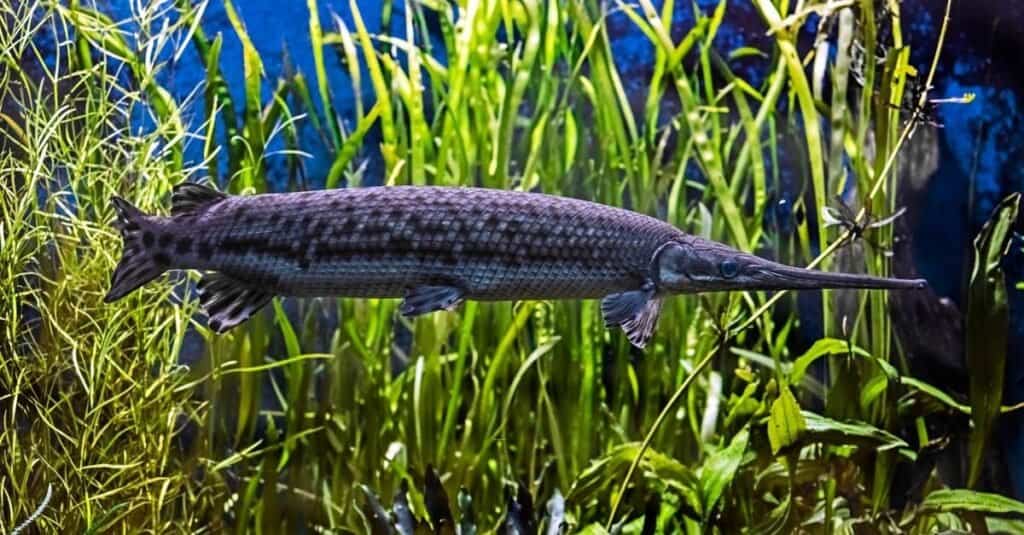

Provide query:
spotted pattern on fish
left=104, top=182, right=926, bottom=347
left=162, top=186, right=679, bottom=300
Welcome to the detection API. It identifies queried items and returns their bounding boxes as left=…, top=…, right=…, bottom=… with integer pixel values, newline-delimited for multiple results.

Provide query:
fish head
left=653, top=239, right=927, bottom=294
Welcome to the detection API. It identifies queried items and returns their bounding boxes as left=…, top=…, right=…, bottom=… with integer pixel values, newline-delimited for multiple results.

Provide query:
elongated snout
left=743, top=260, right=927, bottom=291
left=655, top=240, right=928, bottom=294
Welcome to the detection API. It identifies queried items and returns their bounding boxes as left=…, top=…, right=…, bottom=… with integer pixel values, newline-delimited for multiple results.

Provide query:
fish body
left=106, top=183, right=926, bottom=347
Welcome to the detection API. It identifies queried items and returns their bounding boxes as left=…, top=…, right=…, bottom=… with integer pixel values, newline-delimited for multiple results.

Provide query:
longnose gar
left=105, top=183, right=926, bottom=348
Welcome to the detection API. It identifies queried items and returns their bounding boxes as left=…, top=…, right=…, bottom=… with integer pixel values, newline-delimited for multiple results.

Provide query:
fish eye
left=720, top=259, right=739, bottom=278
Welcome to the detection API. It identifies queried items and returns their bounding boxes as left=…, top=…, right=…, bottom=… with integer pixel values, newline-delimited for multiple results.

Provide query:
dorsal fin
left=171, top=182, right=227, bottom=216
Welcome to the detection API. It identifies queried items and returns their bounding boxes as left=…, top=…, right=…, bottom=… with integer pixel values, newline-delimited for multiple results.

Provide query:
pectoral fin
left=601, top=284, right=662, bottom=349
left=399, top=285, right=464, bottom=317
left=197, top=273, right=273, bottom=333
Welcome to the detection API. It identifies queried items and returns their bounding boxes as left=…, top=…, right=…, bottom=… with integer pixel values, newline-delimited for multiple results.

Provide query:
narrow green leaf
left=966, top=192, right=1020, bottom=487
left=800, top=411, right=909, bottom=455
left=566, top=443, right=699, bottom=508
left=306, top=0, right=341, bottom=149
left=223, top=0, right=266, bottom=192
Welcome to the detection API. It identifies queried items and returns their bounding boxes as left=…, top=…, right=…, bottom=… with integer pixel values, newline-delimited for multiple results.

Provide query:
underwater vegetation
left=2, top=0, right=1024, bottom=533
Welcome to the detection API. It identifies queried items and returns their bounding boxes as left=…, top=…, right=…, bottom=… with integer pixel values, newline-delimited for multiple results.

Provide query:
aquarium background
left=4, top=0, right=1024, bottom=532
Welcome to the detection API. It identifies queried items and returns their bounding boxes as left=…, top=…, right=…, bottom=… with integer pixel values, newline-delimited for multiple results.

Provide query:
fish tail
left=104, top=197, right=169, bottom=302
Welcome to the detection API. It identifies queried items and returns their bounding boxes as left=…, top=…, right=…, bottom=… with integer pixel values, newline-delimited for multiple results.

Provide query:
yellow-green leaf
left=768, top=385, right=806, bottom=455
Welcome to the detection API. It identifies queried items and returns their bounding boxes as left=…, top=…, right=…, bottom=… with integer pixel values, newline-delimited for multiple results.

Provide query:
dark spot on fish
left=281, top=218, right=294, bottom=232
left=142, top=231, right=155, bottom=247
left=504, top=222, right=521, bottom=238
left=235, top=206, right=247, bottom=219
left=158, top=233, right=173, bottom=249
left=223, top=238, right=251, bottom=255
left=176, top=237, right=192, bottom=255
left=301, top=215, right=312, bottom=228
left=297, top=254, right=311, bottom=270
left=269, top=213, right=281, bottom=224
left=197, top=241, right=214, bottom=260
left=208, top=319, right=222, bottom=332
left=153, top=252, right=171, bottom=266
left=313, top=243, right=332, bottom=260
left=341, top=219, right=355, bottom=232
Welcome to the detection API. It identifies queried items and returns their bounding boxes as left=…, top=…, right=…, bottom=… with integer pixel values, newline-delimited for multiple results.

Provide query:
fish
left=104, top=182, right=927, bottom=348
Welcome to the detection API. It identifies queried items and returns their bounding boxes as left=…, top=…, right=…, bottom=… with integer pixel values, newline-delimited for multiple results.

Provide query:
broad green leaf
left=966, top=192, right=1020, bottom=487
left=699, top=427, right=749, bottom=520
left=566, top=443, right=699, bottom=510
left=801, top=411, right=910, bottom=455
left=921, top=489, right=1024, bottom=519
left=768, top=385, right=805, bottom=455
left=790, top=338, right=898, bottom=384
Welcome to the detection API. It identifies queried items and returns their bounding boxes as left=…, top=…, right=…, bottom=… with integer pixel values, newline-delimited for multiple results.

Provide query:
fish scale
left=105, top=182, right=926, bottom=348
left=191, top=186, right=681, bottom=300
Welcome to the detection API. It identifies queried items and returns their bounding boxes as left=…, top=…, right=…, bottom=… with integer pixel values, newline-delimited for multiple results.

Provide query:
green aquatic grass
left=3, top=0, right=1022, bottom=532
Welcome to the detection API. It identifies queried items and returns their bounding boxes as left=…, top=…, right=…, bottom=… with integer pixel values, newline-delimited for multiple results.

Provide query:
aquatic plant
left=2, top=0, right=1023, bottom=532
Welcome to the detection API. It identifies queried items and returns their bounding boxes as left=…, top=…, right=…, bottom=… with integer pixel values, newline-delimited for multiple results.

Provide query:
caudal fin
left=104, top=197, right=168, bottom=302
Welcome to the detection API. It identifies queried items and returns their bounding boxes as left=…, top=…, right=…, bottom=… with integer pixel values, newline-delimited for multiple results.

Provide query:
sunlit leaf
left=768, top=385, right=805, bottom=455
left=698, top=426, right=749, bottom=520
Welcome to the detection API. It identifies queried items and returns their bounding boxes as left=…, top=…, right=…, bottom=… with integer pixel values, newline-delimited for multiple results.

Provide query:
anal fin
left=197, top=273, right=273, bottom=333
left=601, top=283, right=662, bottom=349
left=399, top=285, right=464, bottom=317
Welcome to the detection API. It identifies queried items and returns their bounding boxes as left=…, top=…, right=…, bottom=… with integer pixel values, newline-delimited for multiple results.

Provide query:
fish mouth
left=745, top=262, right=928, bottom=291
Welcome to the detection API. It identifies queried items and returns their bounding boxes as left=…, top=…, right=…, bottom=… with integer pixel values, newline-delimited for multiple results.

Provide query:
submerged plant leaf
left=566, top=443, right=699, bottom=512
left=800, top=411, right=910, bottom=456
left=768, top=385, right=806, bottom=455
left=966, top=192, right=1020, bottom=487
left=790, top=338, right=896, bottom=383
left=920, top=489, right=1024, bottom=519
left=698, top=426, right=750, bottom=521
